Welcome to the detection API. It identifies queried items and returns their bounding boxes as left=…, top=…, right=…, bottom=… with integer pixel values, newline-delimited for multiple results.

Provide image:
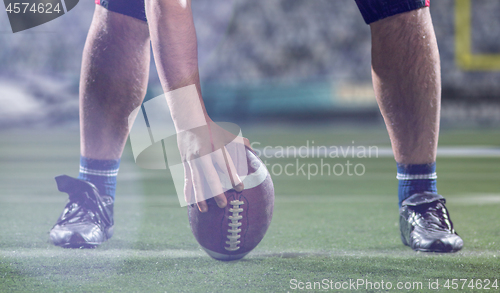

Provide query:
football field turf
left=1, top=125, right=499, bottom=292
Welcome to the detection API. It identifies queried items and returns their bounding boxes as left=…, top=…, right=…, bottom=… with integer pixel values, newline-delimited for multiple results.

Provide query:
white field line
left=0, top=249, right=206, bottom=259
left=4, top=194, right=498, bottom=205
left=1, top=248, right=498, bottom=259
left=255, top=146, right=500, bottom=158
left=452, top=194, right=500, bottom=205
left=0, top=194, right=179, bottom=203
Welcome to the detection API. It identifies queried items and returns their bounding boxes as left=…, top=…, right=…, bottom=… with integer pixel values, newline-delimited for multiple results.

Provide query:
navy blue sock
left=397, top=162, right=437, bottom=207
left=78, top=156, right=120, bottom=199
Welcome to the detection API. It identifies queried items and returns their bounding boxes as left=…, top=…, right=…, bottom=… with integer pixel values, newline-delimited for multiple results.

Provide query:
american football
left=188, top=146, right=275, bottom=261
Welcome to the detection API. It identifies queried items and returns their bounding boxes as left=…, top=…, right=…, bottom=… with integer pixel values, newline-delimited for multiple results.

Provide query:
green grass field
left=1, top=125, right=499, bottom=292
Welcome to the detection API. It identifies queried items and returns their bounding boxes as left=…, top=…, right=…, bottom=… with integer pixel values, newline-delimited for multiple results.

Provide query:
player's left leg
left=50, top=5, right=151, bottom=248
left=355, top=0, right=463, bottom=252
left=80, top=5, right=150, bottom=162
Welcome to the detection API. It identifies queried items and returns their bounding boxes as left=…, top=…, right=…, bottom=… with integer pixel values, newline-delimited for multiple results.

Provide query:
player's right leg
left=354, top=0, right=463, bottom=252
left=49, top=4, right=150, bottom=248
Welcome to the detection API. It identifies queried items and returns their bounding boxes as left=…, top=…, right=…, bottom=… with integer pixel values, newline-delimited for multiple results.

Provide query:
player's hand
left=177, top=120, right=252, bottom=212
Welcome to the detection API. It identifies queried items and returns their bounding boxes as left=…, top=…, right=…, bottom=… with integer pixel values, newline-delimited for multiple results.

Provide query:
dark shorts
left=354, top=0, right=430, bottom=24
left=95, top=0, right=430, bottom=25
left=95, top=0, right=147, bottom=22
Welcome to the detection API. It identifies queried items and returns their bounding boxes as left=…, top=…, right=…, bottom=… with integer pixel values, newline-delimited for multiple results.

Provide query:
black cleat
left=49, top=175, right=114, bottom=248
left=399, top=192, right=463, bottom=252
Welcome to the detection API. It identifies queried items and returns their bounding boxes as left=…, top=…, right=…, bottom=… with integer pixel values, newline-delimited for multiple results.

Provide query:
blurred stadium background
left=1, top=1, right=500, bottom=292
left=1, top=0, right=500, bottom=127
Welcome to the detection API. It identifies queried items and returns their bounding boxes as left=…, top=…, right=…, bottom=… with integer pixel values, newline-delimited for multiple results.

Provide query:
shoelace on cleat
left=56, top=189, right=112, bottom=229
left=410, top=200, right=455, bottom=234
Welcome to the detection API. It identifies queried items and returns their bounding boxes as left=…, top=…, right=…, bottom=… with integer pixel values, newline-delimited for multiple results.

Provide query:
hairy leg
left=370, top=7, right=440, bottom=164
left=80, top=5, right=151, bottom=160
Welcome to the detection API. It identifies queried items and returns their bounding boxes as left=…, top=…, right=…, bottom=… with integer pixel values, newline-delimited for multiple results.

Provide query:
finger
left=188, top=159, right=208, bottom=213
left=213, top=192, right=227, bottom=209
left=189, top=155, right=227, bottom=210
left=183, top=161, right=194, bottom=204
left=199, top=154, right=227, bottom=209
left=243, top=137, right=252, bottom=150
left=215, top=146, right=244, bottom=192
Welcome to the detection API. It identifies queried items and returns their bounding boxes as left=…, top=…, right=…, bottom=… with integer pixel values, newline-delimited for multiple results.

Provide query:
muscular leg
left=370, top=7, right=440, bottom=164
left=50, top=6, right=151, bottom=248
left=370, top=7, right=462, bottom=252
left=80, top=5, right=150, bottom=160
